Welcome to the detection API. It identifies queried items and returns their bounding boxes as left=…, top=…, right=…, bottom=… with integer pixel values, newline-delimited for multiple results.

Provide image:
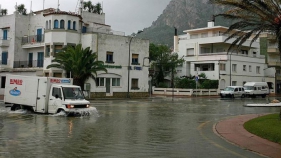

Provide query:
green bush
left=200, top=80, right=219, bottom=89
left=158, top=82, right=168, bottom=88
left=175, top=78, right=196, bottom=89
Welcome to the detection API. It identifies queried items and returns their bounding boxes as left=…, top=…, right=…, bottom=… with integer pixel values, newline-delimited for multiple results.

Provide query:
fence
left=152, top=87, right=219, bottom=96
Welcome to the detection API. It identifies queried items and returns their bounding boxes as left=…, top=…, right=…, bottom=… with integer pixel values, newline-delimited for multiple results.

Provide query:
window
left=68, top=20, right=71, bottom=30
left=132, top=54, right=139, bottom=65
left=45, top=45, right=50, bottom=57
left=241, top=50, right=248, bottom=55
left=45, top=21, right=48, bottom=29
left=232, top=64, right=237, bottom=72
left=52, top=87, right=62, bottom=98
left=112, top=78, right=120, bottom=86
left=186, top=48, right=194, bottom=56
left=54, top=20, right=59, bottom=29
left=3, top=30, right=8, bottom=40
left=256, top=66, right=260, bottom=74
left=249, top=65, right=252, bottom=72
left=220, top=63, right=226, bottom=71
left=253, top=52, right=257, bottom=57
left=201, top=47, right=210, bottom=54
left=49, top=20, right=51, bottom=29
left=106, top=52, right=114, bottom=63
left=243, top=65, right=246, bottom=71
left=2, top=52, right=8, bottom=65
left=60, top=20, right=65, bottom=29
left=232, top=81, right=237, bottom=86
left=1, top=76, right=6, bottom=88
left=73, top=21, right=76, bottom=30
left=96, top=78, right=105, bottom=87
left=131, top=79, right=139, bottom=89
left=54, top=45, right=63, bottom=53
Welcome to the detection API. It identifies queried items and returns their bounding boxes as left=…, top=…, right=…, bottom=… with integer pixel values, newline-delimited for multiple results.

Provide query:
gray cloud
left=2, top=0, right=171, bottom=35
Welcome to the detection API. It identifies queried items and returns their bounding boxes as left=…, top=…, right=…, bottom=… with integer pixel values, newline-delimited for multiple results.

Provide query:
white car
left=220, top=86, right=246, bottom=98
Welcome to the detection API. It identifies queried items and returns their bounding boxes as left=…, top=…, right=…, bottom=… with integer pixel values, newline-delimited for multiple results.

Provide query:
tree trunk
left=73, top=78, right=84, bottom=91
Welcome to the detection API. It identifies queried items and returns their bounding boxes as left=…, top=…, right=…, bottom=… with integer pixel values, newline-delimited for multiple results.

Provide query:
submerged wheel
left=262, top=95, right=266, bottom=98
left=231, top=94, right=235, bottom=98
left=11, top=104, right=21, bottom=111
left=241, top=94, right=245, bottom=98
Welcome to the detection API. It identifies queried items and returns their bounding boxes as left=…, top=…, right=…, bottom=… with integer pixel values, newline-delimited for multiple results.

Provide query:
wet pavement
left=0, top=97, right=280, bottom=158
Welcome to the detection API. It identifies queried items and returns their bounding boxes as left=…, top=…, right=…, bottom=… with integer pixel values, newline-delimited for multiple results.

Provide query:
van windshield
left=244, top=86, right=254, bottom=90
left=62, top=87, right=85, bottom=99
left=224, top=87, right=234, bottom=91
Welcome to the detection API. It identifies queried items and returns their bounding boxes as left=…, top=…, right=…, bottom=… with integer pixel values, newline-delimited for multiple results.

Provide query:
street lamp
left=127, top=31, right=143, bottom=98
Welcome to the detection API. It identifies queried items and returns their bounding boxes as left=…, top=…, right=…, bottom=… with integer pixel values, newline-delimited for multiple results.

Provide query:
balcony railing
left=0, top=39, right=10, bottom=47
left=13, top=60, right=44, bottom=68
left=22, top=35, right=44, bottom=45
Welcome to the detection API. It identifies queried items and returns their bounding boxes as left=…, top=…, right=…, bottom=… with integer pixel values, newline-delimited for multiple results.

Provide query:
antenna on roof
left=57, top=0, right=60, bottom=11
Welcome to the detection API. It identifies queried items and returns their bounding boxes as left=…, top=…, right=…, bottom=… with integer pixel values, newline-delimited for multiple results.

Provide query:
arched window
left=49, top=20, right=51, bottom=29
left=54, top=20, right=59, bottom=29
left=73, top=21, right=76, bottom=30
left=68, top=20, right=71, bottom=30
left=46, top=21, right=48, bottom=29
left=60, top=20, right=65, bottom=29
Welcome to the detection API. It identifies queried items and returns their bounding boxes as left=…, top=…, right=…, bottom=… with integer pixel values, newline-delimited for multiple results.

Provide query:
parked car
left=219, top=86, right=245, bottom=98
left=243, top=82, right=269, bottom=98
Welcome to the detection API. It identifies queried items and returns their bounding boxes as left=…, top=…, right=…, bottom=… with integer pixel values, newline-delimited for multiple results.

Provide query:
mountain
left=136, top=0, right=231, bottom=47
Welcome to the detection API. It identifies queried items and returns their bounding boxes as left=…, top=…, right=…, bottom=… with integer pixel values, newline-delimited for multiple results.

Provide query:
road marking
left=197, top=121, right=248, bottom=158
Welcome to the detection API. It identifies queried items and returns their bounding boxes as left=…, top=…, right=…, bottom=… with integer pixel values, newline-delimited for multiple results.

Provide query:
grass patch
left=244, top=113, right=281, bottom=144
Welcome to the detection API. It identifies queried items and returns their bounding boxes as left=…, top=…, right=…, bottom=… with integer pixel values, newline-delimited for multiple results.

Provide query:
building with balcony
left=0, top=7, right=149, bottom=97
left=174, top=21, right=275, bottom=93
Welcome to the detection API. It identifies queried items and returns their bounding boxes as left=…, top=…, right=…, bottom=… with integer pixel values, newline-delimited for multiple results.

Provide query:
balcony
left=0, top=39, right=10, bottom=47
left=21, top=35, right=45, bottom=48
left=13, top=60, right=44, bottom=68
left=267, top=61, right=281, bottom=67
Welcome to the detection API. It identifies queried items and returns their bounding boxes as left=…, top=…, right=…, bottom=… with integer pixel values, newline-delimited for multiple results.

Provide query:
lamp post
left=127, top=36, right=134, bottom=98
left=127, top=31, right=143, bottom=98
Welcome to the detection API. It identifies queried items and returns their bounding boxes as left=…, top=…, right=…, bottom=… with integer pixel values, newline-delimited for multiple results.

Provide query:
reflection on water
left=0, top=98, right=279, bottom=157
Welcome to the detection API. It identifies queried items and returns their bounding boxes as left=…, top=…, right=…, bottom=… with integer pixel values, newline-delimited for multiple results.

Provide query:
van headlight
left=86, top=104, right=90, bottom=108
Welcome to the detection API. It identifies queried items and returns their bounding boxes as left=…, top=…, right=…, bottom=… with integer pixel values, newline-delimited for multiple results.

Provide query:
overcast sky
left=1, top=0, right=171, bottom=35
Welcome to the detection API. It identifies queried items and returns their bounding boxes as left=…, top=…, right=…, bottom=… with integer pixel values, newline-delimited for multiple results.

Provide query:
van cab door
left=48, top=87, right=63, bottom=114
left=234, top=88, right=239, bottom=97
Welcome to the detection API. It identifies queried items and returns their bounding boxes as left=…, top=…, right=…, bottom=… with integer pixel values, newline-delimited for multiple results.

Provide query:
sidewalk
left=214, top=114, right=281, bottom=158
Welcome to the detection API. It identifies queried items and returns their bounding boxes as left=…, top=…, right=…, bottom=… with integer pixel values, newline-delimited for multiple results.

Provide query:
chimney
left=208, top=15, right=216, bottom=28
left=174, top=27, right=179, bottom=53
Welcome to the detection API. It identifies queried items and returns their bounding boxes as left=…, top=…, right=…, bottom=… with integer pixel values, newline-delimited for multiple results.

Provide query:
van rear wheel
left=11, top=104, right=21, bottom=111
left=241, top=94, right=245, bottom=98
left=262, top=95, right=266, bottom=98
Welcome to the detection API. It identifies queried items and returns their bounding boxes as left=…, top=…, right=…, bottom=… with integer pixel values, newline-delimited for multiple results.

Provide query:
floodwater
left=0, top=97, right=279, bottom=158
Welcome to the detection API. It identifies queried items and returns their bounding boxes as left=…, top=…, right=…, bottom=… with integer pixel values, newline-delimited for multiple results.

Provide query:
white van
left=243, top=82, right=269, bottom=98
left=219, top=86, right=245, bottom=98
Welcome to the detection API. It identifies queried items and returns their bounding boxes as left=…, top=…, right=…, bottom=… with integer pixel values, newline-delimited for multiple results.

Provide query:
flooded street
left=0, top=97, right=279, bottom=158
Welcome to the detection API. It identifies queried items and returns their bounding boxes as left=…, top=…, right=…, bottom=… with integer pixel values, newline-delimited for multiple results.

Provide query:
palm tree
left=83, top=1, right=94, bottom=12
left=210, top=0, right=281, bottom=52
left=210, top=0, right=281, bottom=120
left=17, top=4, right=27, bottom=15
left=1, top=9, right=7, bottom=15
left=94, top=2, right=102, bottom=14
left=46, top=44, right=107, bottom=90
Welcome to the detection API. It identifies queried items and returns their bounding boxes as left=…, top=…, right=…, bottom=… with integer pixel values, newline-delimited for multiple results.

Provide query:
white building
left=174, top=21, right=275, bottom=93
left=0, top=7, right=149, bottom=97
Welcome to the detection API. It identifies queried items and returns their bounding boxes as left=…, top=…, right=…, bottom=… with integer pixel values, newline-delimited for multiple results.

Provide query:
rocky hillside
left=137, top=0, right=231, bottom=47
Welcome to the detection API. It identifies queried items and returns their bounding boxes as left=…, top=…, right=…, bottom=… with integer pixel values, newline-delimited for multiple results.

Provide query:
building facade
left=0, top=8, right=149, bottom=97
left=174, top=21, right=275, bottom=93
